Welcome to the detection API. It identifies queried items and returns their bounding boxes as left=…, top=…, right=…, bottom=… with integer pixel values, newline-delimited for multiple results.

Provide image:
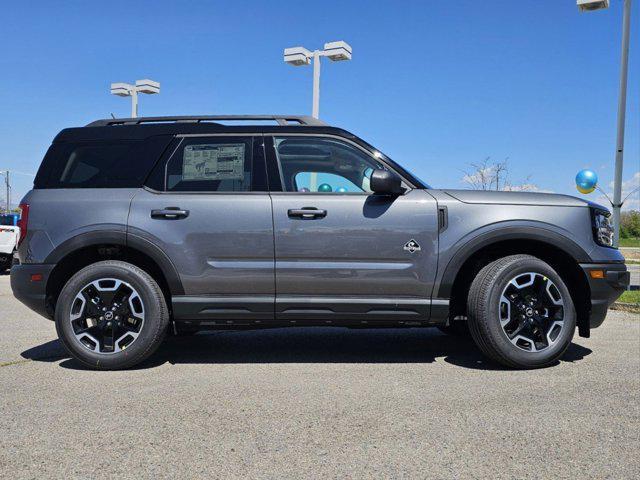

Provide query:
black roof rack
left=86, top=115, right=327, bottom=127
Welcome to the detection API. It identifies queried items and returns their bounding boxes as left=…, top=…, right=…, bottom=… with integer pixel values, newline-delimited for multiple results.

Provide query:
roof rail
left=86, top=115, right=327, bottom=127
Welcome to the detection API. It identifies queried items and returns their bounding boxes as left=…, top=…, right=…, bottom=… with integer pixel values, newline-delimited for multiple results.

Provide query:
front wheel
left=467, top=254, right=576, bottom=369
left=55, top=260, right=169, bottom=370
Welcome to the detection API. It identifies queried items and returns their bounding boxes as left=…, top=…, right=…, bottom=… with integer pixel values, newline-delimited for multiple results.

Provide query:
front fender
left=435, top=224, right=591, bottom=299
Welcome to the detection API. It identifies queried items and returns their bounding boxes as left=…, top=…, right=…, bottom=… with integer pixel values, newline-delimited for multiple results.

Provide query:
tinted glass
left=274, top=136, right=384, bottom=193
left=34, top=136, right=172, bottom=189
left=0, top=214, right=18, bottom=226
left=165, top=137, right=254, bottom=192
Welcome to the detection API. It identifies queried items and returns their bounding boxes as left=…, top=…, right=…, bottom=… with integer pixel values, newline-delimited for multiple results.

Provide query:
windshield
left=0, top=215, right=18, bottom=226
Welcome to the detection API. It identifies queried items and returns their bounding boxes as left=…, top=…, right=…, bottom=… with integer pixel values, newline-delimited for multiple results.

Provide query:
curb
left=611, top=302, right=640, bottom=314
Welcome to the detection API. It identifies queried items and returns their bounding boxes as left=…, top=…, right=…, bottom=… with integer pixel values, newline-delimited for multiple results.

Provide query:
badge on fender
left=403, top=239, right=421, bottom=253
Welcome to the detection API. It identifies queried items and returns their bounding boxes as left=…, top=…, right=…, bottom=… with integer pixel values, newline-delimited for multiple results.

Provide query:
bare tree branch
left=462, top=157, right=539, bottom=192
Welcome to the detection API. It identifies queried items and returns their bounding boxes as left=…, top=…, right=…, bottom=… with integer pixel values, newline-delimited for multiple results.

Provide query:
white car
left=0, top=225, right=19, bottom=272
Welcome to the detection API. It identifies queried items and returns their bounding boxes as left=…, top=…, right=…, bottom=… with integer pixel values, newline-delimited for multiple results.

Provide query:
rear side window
left=34, top=136, right=172, bottom=189
left=146, top=136, right=267, bottom=192
left=166, top=138, right=252, bottom=192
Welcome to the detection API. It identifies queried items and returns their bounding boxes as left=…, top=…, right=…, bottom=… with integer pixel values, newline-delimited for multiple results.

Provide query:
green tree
left=620, top=210, right=640, bottom=239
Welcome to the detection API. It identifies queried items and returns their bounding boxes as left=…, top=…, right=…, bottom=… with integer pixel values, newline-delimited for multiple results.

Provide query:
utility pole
left=0, top=170, right=36, bottom=212
left=0, top=170, right=9, bottom=213
left=5, top=170, right=9, bottom=213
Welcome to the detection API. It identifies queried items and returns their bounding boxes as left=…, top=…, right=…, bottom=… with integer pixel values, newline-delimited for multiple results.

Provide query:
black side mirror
left=370, top=169, right=404, bottom=195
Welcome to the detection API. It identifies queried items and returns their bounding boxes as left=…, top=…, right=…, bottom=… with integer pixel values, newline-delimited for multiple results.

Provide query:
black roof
left=47, top=114, right=428, bottom=189
left=54, top=115, right=356, bottom=142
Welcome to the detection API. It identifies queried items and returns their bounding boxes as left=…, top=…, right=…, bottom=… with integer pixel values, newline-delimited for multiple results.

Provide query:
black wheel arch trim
left=436, top=226, right=591, bottom=299
left=43, top=230, right=185, bottom=295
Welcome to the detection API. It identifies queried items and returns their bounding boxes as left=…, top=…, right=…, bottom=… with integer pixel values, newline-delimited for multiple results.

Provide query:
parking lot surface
left=0, top=273, right=638, bottom=479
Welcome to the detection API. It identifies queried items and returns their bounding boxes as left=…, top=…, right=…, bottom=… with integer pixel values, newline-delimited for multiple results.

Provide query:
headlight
left=591, top=208, right=614, bottom=248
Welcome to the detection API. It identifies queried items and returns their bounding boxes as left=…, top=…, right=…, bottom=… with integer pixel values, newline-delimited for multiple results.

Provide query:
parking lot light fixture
left=284, top=47, right=312, bottom=66
left=577, top=0, right=610, bottom=11
left=323, top=41, right=352, bottom=62
left=283, top=41, right=352, bottom=119
left=110, top=79, right=161, bottom=118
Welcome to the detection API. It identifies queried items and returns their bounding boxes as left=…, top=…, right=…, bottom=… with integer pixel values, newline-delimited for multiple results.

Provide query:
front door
left=128, top=134, right=275, bottom=323
left=267, top=135, right=439, bottom=325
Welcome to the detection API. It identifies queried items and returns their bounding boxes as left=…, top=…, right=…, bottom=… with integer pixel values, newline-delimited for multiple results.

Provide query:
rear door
left=128, top=134, right=275, bottom=323
left=266, top=134, right=440, bottom=325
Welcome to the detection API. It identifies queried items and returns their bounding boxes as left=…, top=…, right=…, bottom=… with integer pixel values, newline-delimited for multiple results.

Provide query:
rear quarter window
left=34, top=136, right=172, bottom=189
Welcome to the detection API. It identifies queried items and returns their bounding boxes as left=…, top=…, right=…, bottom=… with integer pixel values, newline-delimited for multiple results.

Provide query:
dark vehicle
left=11, top=115, right=629, bottom=369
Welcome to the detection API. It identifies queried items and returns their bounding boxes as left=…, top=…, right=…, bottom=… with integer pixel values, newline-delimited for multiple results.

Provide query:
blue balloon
left=336, top=187, right=348, bottom=193
left=575, top=169, right=598, bottom=194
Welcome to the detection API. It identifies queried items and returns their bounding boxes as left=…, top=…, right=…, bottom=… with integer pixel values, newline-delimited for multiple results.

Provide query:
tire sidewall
left=55, top=262, right=165, bottom=369
left=484, top=259, right=576, bottom=367
left=0, top=254, right=11, bottom=271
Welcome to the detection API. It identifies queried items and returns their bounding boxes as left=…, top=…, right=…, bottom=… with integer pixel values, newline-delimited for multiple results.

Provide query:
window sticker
left=182, top=144, right=245, bottom=181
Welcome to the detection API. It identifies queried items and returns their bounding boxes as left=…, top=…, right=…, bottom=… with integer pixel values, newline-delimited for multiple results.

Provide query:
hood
left=442, top=189, right=591, bottom=207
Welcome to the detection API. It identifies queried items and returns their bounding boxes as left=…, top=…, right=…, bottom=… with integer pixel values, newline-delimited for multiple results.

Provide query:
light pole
left=110, top=79, right=160, bottom=118
left=577, top=0, right=632, bottom=246
left=284, top=41, right=352, bottom=119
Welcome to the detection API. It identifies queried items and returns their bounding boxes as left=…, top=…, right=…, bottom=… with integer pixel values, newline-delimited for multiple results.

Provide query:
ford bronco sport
left=11, top=115, right=630, bottom=369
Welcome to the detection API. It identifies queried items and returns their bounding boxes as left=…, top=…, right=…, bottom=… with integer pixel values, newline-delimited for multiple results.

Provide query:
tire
left=467, top=254, right=576, bottom=369
left=55, top=260, right=169, bottom=370
left=0, top=254, right=11, bottom=273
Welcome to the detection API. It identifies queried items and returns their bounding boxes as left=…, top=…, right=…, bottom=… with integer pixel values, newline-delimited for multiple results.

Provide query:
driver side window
left=273, top=136, right=384, bottom=193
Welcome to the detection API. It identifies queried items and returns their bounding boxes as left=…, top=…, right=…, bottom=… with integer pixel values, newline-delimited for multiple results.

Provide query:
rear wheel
left=55, top=260, right=169, bottom=370
left=467, top=254, right=575, bottom=369
left=0, top=254, right=12, bottom=273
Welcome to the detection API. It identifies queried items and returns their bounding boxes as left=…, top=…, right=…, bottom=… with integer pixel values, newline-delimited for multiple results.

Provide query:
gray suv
left=11, top=115, right=629, bottom=370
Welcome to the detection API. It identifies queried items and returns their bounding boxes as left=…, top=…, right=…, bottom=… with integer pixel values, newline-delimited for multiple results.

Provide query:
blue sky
left=0, top=0, right=638, bottom=207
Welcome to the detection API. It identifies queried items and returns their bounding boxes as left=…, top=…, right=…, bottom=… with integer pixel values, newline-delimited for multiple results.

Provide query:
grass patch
left=619, top=290, right=640, bottom=304
left=0, top=359, right=31, bottom=368
left=619, top=237, right=640, bottom=248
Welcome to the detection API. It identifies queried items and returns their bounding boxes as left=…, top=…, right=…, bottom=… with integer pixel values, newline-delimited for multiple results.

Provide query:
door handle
left=151, top=207, right=190, bottom=219
left=287, top=207, right=327, bottom=219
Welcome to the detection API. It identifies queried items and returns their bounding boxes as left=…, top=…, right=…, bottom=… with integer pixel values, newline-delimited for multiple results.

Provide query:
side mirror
left=370, top=169, right=404, bottom=195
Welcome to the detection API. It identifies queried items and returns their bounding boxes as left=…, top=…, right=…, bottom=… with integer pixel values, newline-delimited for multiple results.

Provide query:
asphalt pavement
left=0, top=273, right=638, bottom=479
